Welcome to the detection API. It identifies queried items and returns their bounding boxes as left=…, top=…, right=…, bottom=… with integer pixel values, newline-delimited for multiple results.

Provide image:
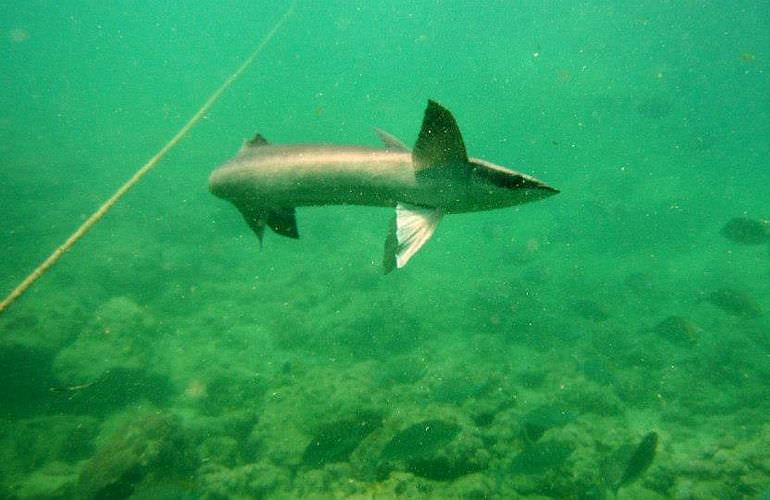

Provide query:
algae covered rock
left=302, top=411, right=383, bottom=468
left=521, top=404, right=578, bottom=442
left=77, top=410, right=187, bottom=499
left=9, top=415, right=98, bottom=472
left=653, top=316, right=701, bottom=345
left=382, top=420, right=461, bottom=462
left=1, top=416, right=98, bottom=498
left=198, top=462, right=290, bottom=499
left=379, top=419, right=487, bottom=481
left=0, top=345, right=58, bottom=417
left=572, top=299, right=611, bottom=322
left=48, top=296, right=173, bottom=415
left=720, top=217, right=770, bottom=245
left=8, top=461, right=80, bottom=499
left=54, top=296, right=160, bottom=382
left=511, top=440, right=575, bottom=475
left=704, top=288, right=762, bottom=318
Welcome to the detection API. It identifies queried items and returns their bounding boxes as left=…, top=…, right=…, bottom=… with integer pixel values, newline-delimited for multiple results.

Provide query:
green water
left=1, top=1, right=769, bottom=498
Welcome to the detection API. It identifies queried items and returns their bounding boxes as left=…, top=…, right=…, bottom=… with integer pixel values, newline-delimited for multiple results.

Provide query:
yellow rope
left=0, top=2, right=296, bottom=315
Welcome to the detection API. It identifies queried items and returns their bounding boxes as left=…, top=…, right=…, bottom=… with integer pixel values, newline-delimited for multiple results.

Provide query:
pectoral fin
left=234, top=202, right=299, bottom=246
left=383, top=203, right=443, bottom=273
left=267, top=207, right=299, bottom=239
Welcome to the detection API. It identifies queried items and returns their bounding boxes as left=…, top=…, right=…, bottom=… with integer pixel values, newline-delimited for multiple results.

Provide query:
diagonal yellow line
left=0, top=2, right=297, bottom=315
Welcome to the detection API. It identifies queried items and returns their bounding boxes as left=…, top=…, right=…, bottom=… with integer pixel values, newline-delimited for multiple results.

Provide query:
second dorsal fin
left=374, top=128, right=410, bottom=151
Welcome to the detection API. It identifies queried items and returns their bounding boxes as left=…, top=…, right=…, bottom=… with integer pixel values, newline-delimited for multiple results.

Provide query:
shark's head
left=461, top=157, right=559, bottom=212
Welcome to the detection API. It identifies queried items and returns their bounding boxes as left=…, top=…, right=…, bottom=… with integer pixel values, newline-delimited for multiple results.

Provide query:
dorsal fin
left=248, top=134, right=269, bottom=147
left=238, top=134, right=270, bottom=155
left=412, top=100, right=468, bottom=172
left=374, top=128, right=409, bottom=151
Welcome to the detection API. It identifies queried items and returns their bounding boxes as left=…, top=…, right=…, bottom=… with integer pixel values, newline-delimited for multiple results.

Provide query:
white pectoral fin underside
left=383, top=203, right=443, bottom=274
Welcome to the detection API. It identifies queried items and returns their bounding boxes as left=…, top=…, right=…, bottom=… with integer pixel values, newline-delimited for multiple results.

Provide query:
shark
left=209, top=100, right=559, bottom=272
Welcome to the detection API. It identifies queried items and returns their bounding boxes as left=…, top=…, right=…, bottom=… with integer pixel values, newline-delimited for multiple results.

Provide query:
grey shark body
left=209, top=100, right=558, bottom=272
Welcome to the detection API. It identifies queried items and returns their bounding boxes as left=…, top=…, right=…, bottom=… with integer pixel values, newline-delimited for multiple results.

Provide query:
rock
left=77, top=411, right=184, bottom=499
left=522, top=405, right=578, bottom=442
left=9, top=461, right=79, bottom=499
left=198, top=462, right=289, bottom=499
left=511, top=440, right=574, bottom=474
left=379, top=419, right=486, bottom=481
left=53, top=296, right=159, bottom=382
left=653, top=316, right=701, bottom=345
left=572, top=300, right=611, bottom=322
left=704, top=288, right=762, bottom=318
left=382, top=420, right=460, bottom=462
left=302, top=412, right=382, bottom=468
left=719, top=217, right=770, bottom=245
left=637, top=95, right=674, bottom=119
